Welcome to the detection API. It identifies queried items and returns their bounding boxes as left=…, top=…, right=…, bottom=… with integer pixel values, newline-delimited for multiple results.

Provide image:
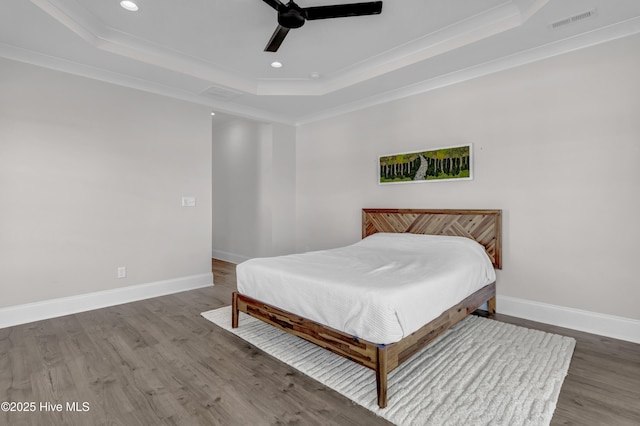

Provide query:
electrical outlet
left=117, top=266, right=127, bottom=279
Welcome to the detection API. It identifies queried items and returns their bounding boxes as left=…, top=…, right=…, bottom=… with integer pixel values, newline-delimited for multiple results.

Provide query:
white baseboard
left=212, top=249, right=250, bottom=264
left=498, top=295, right=640, bottom=344
left=0, top=272, right=213, bottom=330
left=3, top=274, right=637, bottom=344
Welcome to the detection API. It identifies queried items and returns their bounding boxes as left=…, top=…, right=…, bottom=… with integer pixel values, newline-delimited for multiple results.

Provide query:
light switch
left=181, top=196, right=196, bottom=207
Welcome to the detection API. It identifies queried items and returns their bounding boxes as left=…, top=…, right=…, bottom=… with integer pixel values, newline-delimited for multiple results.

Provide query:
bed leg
left=488, top=296, right=496, bottom=314
left=232, top=292, right=239, bottom=328
left=376, top=346, right=388, bottom=408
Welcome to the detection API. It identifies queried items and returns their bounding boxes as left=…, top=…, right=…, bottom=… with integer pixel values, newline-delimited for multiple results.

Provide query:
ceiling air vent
left=549, top=9, right=597, bottom=30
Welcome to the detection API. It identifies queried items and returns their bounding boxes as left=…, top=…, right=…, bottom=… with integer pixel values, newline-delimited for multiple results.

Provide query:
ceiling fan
left=261, top=0, right=383, bottom=52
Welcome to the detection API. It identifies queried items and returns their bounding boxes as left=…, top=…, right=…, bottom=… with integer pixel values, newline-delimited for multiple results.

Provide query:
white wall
left=270, top=123, right=297, bottom=256
left=212, top=118, right=268, bottom=261
left=0, top=58, right=212, bottom=309
left=212, top=119, right=296, bottom=262
left=295, top=34, right=640, bottom=321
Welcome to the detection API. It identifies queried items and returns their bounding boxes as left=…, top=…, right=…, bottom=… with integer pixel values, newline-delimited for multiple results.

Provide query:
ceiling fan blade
left=264, top=25, right=290, bottom=52
left=262, top=0, right=286, bottom=12
left=304, top=1, right=382, bottom=20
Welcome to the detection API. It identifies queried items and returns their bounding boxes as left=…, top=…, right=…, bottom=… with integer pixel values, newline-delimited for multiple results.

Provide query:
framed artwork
left=378, top=144, right=473, bottom=184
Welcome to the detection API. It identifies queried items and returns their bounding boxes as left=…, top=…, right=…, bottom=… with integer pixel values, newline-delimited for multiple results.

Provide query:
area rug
left=201, top=306, right=575, bottom=426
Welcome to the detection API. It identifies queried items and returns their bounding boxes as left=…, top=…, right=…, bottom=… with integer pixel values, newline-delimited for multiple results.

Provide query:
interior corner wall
left=0, top=58, right=213, bottom=309
left=295, top=34, right=640, bottom=321
left=212, top=119, right=296, bottom=262
left=270, top=123, right=297, bottom=256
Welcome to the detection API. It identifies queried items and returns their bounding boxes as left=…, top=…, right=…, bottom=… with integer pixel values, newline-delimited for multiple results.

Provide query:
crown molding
left=29, top=0, right=258, bottom=93
left=4, top=7, right=639, bottom=126
left=314, top=0, right=548, bottom=96
left=30, top=0, right=547, bottom=97
left=0, top=42, right=296, bottom=125
left=294, top=16, right=640, bottom=125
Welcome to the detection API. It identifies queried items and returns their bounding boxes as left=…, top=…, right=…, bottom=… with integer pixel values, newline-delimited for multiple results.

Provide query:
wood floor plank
left=0, top=259, right=638, bottom=425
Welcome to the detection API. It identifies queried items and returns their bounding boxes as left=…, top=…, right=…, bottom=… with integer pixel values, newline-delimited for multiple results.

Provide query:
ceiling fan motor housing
left=278, top=3, right=306, bottom=28
left=263, top=0, right=383, bottom=51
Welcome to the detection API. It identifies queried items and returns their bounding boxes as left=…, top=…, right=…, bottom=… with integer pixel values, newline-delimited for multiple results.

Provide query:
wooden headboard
left=362, top=208, right=502, bottom=269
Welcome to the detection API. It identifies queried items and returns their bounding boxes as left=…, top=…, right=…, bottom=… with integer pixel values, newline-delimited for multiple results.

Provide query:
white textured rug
left=201, top=306, right=575, bottom=426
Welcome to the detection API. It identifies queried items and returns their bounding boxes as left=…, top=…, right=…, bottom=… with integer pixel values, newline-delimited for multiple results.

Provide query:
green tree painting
left=379, top=144, right=472, bottom=184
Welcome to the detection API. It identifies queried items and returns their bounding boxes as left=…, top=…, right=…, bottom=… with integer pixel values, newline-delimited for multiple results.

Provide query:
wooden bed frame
left=232, top=208, right=502, bottom=408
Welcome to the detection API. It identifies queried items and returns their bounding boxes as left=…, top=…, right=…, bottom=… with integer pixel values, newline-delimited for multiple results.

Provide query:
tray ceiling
left=1, top=0, right=639, bottom=124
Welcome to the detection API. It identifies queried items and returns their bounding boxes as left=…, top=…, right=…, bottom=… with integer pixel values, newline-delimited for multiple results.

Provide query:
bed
left=232, top=208, right=502, bottom=408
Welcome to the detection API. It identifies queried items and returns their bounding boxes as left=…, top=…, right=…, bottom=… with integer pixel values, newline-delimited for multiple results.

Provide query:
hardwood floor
left=0, top=259, right=638, bottom=425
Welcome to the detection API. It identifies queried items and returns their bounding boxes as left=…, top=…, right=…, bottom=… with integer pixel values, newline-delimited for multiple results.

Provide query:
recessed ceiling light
left=310, top=72, right=321, bottom=79
left=270, top=61, right=283, bottom=69
left=211, top=112, right=216, bottom=116
left=120, top=1, right=139, bottom=12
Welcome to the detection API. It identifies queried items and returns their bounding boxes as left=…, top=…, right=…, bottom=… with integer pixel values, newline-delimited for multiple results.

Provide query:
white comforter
left=236, top=233, right=496, bottom=344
